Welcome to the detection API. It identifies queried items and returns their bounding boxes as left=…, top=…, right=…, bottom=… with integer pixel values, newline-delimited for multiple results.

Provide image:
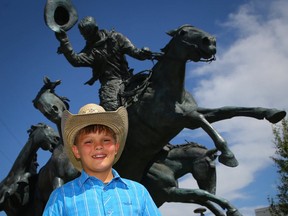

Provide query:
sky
left=0, top=0, right=288, bottom=215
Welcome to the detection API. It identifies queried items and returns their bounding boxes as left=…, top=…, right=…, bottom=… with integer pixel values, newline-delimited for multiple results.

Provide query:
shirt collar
left=78, top=169, right=126, bottom=187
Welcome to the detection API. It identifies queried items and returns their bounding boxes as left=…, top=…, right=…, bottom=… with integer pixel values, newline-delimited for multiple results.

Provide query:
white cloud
left=192, top=1, right=288, bottom=108
left=160, top=0, right=288, bottom=215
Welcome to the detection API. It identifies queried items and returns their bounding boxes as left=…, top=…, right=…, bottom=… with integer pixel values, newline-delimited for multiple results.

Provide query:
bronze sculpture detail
left=0, top=1, right=286, bottom=215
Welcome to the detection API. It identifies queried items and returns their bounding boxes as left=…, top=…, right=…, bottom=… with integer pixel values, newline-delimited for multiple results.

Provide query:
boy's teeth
left=93, top=155, right=104, bottom=158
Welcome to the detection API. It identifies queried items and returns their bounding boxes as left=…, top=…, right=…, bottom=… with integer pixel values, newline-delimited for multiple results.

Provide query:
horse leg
left=191, top=200, right=226, bottom=216
left=167, top=187, right=243, bottom=216
left=186, top=112, right=238, bottom=167
left=197, top=106, right=286, bottom=125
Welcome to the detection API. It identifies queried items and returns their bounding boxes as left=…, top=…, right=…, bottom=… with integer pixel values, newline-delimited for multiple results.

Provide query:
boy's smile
left=72, top=131, right=119, bottom=181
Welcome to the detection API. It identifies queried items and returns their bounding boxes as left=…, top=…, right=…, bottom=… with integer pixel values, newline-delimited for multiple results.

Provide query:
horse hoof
left=218, top=154, right=239, bottom=167
left=265, top=110, right=286, bottom=124
left=226, top=209, right=243, bottom=216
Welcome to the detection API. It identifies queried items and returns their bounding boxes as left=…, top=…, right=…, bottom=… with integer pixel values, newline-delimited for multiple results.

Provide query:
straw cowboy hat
left=61, top=103, right=128, bottom=171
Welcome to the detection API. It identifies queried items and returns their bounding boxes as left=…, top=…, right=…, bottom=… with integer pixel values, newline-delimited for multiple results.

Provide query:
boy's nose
left=94, top=142, right=103, bottom=150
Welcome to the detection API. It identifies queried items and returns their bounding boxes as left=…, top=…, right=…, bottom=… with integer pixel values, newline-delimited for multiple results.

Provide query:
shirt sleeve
left=42, top=188, right=64, bottom=216
left=142, top=186, right=162, bottom=216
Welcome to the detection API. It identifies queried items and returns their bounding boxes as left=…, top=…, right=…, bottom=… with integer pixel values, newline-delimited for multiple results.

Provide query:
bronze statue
left=32, top=77, right=79, bottom=215
left=142, top=142, right=240, bottom=216
left=113, top=24, right=286, bottom=182
left=0, top=1, right=286, bottom=215
left=0, top=123, right=60, bottom=216
left=54, top=15, right=153, bottom=111
left=1, top=67, right=285, bottom=215
left=44, top=0, right=78, bottom=32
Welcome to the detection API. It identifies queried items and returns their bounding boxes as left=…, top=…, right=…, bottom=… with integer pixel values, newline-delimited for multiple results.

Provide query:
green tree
left=268, top=117, right=288, bottom=216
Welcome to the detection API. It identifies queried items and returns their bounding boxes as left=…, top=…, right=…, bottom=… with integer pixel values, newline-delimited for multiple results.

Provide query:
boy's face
left=72, top=130, right=119, bottom=177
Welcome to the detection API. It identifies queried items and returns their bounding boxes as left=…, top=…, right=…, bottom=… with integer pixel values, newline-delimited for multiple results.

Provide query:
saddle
left=119, top=70, right=152, bottom=107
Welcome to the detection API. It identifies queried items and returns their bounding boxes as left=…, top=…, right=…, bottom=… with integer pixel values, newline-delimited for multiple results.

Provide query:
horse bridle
left=180, top=38, right=216, bottom=63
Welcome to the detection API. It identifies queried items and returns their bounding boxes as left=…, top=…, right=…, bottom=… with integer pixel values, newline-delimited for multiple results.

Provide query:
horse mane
left=161, top=24, right=195, bottom=54
left=165, top=141, right=207, bottom=151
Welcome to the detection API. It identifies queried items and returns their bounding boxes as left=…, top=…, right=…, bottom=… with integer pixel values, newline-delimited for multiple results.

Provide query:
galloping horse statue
left=142, top=142, right=241, bottom=216
left=0, top=123, right=60, bottom=216
left=114, top=24, right=286, bottom=181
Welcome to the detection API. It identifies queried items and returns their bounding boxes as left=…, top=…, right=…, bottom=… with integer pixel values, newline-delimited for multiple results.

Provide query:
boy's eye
left=84, top=140, right=92, bottom=144
left=103, top=138, right=112, bottom=143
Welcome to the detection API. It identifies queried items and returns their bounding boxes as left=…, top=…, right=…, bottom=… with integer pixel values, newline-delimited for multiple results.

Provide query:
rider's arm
left=114, top=32, right=152, bottom=60
left=55, top=31, right=94, bottom=67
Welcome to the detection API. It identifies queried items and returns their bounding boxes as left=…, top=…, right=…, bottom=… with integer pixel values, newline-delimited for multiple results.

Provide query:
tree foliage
left=269, top=118, right=288, bottom=216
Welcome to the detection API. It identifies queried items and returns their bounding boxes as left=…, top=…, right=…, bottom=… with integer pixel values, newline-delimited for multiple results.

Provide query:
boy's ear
left=72, top=145, right=80, bottom=159
left=115, top=143, right=120, bottom=153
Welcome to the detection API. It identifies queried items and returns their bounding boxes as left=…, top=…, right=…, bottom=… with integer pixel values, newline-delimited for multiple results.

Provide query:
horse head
left=191, top=147, right=218, bottom=194
left=165, top=142, right=218, bottom=194
left=28, top=123, right=60, bottom=152
left=33, top=76, right=70, bottom=127
left=162, top=24, right=216, bottom=62
left=0, top=123, right=60, bottom=214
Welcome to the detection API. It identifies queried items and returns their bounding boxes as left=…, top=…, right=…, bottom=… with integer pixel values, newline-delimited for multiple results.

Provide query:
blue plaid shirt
left=43, top=169, right=161, bottom=216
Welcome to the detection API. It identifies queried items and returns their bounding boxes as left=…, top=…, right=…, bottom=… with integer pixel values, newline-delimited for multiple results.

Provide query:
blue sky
left=1, top=0, right=288, bottom=215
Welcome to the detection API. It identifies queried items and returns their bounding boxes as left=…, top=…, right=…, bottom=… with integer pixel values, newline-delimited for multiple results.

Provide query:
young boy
left=43, top=103, right=161, bottom=215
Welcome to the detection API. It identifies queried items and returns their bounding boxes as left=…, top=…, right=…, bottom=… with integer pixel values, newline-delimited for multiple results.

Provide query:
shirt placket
left=102, top=185, right=113, bottom=216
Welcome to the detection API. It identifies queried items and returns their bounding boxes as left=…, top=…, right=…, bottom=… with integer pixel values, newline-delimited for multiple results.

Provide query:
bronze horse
left=32, top=77, right=79, bottom=216
left=142, top=142, right=241, bottom=216
left=32, top=76, right=70, bottom=133
left=114, top=24, right=286, bottom=181
left=0, top=123, right=60, bottom=216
